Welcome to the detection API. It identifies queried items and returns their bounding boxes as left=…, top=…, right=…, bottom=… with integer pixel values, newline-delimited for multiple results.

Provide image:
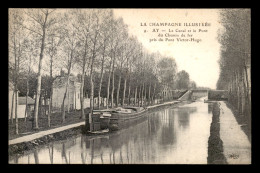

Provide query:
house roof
left=53, top=75, right=80, bottom=88
left=18, top=96, right=35, bottom=105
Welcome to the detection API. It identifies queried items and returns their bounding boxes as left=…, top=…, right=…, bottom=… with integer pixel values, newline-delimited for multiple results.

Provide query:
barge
left=87, top=107, right=148, bottom=132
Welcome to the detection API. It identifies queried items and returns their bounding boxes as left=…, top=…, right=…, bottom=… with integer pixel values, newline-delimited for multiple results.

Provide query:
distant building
left=9, top=81, right=17, bottom=119
left=94, top=97, right=107, bottom=107
left=17, top=96, right=35, bottom=118
left=160, top=84, right=173, bottom=100
left=52, top=71, right=81, bottom=111
left=9, top=81, right=35, bottom=119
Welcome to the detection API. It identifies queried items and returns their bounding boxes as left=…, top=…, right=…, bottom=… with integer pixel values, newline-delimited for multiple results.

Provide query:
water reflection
left=208, top=103, right=213, bottom=114
left=9, top=101, right=213, bottom=164
left=174, top=107, right=197, bottom=129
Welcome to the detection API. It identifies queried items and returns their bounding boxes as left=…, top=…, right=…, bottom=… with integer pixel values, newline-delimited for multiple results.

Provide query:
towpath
left=9, top=122, right=85, bottom=145
left=219, top=101, right=251, bottom=164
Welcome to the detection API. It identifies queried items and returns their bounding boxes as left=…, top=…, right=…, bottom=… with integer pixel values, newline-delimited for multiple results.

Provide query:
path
left=219, top=101, right=251, bottom=164
left=9, top=122, right=85, bottom=145
left=147, top=100, right=180, bottom=109
left=178, top=90, right=191, bottom=101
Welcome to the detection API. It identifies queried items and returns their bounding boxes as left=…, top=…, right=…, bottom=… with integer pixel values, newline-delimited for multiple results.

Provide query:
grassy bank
left=8, top=108, right=94, bottom=140
left=8, top=125, right=84, bottom=158
left=207, top=102, right=227, bottom=164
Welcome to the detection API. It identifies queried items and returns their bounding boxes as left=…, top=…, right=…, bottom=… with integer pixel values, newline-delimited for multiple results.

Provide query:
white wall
left=52, top=84, right=79, bottom=110
left=17, top=105, right=26, bottom=119
left=84, top=98, right=90, bottom=109
left=9, top=105, right=31, bottom=119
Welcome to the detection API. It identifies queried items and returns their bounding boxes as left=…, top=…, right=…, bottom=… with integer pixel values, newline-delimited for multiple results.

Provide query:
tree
left=72, top=9, right=92, bottom=119
left=60, top=12, right=80, bottom=123
left=115, top=22, right=128, bottom=107
left=22, top=9, right=58, bottom=129
left=189, top=81, right=197, bottom=89
left=96, top=10, right=111, bottom=109
left=9, top=8, right=26, bottom=134
left=21, top=38, right=37, bottom=122
left=88, top=9, right=102, bottom=128
left=122, top=36, right=137, bottom=106
left=157, top=57, right=177, bottom=100
left=217, top=9, right=251, bottom=118
left=45, top=25, right=64, bottom=126
left=106, top=15, right=121, bottom=108
left=176, top=70, right=190, bottom=90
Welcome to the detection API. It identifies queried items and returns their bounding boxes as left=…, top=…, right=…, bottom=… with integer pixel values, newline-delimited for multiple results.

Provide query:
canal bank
left=9, top=100, right=181, bottom=157
left=218, top=101, right=251, bottom=164
left=207, top=101, right=251, bottom=164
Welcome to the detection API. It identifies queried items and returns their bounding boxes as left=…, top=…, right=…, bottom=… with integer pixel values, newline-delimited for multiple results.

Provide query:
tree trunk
left=98, top=54, right=105, bottom=110
left=15, top=87, right=18, bottom=135
left=44, top=92, right=47, bottom=116
left=134, top=87, right=137, bottom=106
left=106, top=58, right=112, bottom=109
left=67, top=85, right=70, bottom=113
left=152, top=83, right=156, bottom=105
left=39, top=93, right=42, bottom=117
left=14, top=35, right=20, bottom=134
left=235, top=70, right=240, bottom=113
left=80, top=73, right=85, bottom=119
left=74, top=89, right=76, bottom=112
left=24, top=78, right=29, bottom=122
left=241, top=69, right=247, bottom=115
left=244, top=64, right=251, bottom=104
left=48, top=54, right=53, bottom=127
left=89, top=58, right=95, bottom=131
left=122, top=77, right=127, bottom=106
left=61, top=49, right=73, bottom=123
left=138, top=86, right=141, bottom=107
left=111, top=57, right=115, bottom=108
left=90, top=72, right=94, bottom=118
left=148, top=82, right=151, bottom=105
left=61, top=79, right=69, bottom=123
left=127, top=82, right=131, bottom=106
left=141, top=83, right=144, bottom=107
left=116, top=74, right=121, bottom=107
left=48, top=86, right=52, bottom=127
left=144, top=83, right=147, bottom=106
left=34, top=22, right=47, bottom=129
left=89, top=31, right=98, bottom=131
left=10, top=90, right=15, bottom=124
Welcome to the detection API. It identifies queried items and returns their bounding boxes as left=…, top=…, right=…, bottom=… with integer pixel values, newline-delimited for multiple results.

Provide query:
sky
left=113, top=9, right=222, bottom=89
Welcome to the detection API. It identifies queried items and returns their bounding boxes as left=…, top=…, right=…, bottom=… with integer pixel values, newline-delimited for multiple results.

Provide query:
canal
left=9, top=99, right=213, bottom=164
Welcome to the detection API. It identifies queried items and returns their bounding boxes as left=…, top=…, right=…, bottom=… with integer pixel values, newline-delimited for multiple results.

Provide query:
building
left=9, top=81, right=35, bottom=119
left=94, top=97, right=107, bottom=107
left=17, top=96, right=35, bottom=118
left=160, top=84, right=173, bottom=100
left=9, top=81, right=17, bottom=119
left=52, top=72, right=81, bottom=111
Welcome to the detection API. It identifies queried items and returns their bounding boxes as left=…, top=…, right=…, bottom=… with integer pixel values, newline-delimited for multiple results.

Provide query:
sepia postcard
left=8, top=8, right=251, bottom=164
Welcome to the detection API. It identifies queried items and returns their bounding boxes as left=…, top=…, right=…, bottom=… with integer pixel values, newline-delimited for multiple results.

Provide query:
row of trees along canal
left=217, top=9, right=251, bottom=128
left=9, top=9, right=197, bottom=134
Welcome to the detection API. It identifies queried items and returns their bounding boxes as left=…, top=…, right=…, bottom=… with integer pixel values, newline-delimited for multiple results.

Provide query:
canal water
left=9, top=100, right=213, bottom=164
